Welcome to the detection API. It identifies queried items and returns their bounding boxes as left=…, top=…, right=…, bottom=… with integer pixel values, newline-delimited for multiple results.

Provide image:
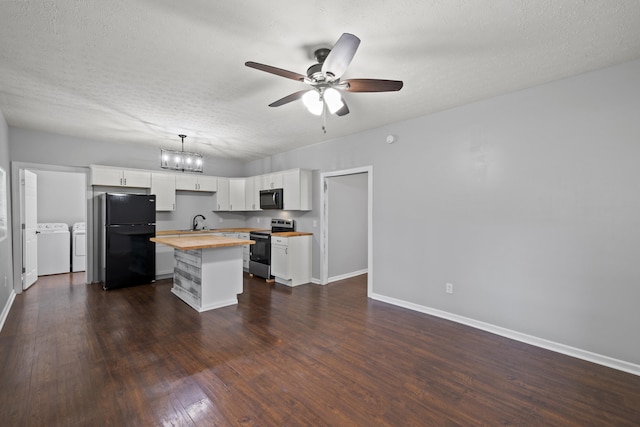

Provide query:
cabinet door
left=229, top=178, right=245, bottom=211
left=214, top=177, right=230, bottom=211
left=282, top=169, right=312, bottom=211
left=197, top=175, right=217, bottom=192
left=122, top=169, right=151, bottom=188
left=244, top=176, right=259, bottom=211
left=91, top=166, right=150, bottom=188
left=271, top=241, right=289, bottom=279
left=175, top=174, right=198, bottom=191
left=150, top=173, right=176, bottom=211
left=283, top=170, right=301, bottom=211
left=91, top=166, right=124, bottom=186
left=260, top=172, right=283, bottom=190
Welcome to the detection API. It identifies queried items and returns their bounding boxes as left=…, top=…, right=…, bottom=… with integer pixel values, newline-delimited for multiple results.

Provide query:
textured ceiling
left=1, top=1, right=640, bottom=161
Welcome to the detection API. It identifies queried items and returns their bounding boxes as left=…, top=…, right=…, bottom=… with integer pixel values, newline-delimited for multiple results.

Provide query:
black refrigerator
left=101, top=193, right=156, bottom=290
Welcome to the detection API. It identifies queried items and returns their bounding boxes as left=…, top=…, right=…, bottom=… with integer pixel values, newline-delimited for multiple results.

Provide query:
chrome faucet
left=192, top=214, right=206, bottom=231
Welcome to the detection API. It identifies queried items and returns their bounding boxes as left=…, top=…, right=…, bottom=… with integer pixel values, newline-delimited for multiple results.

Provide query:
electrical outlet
left=313, top=220, right=317, bottom=227
left=446, top=283, right=453, bottom=294
left=219, top=218, right=223, bottom=223
left=257, top=218, right=260, bottom=223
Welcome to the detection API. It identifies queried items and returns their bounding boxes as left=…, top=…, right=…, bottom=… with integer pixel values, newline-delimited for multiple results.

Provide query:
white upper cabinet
left=244, top=176, right=260, bottom=211
left=150, top=172, right=176, bottom=211
left=214, top=177, right=230, bottom=211
left=283, top=169, right=312, bottom=211
left=228, top=178, right=246, bottom=211
left=259, top=172, right=283, bottom=190
left=91, top=165, right=151, bottom=188
left=175, top=174, right=217, bottom=192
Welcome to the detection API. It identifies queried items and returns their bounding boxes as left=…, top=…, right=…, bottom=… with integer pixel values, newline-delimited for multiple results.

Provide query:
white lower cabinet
left=238, top=232, right=250, bottom=271
left=271, top=235, right=312, bottom=286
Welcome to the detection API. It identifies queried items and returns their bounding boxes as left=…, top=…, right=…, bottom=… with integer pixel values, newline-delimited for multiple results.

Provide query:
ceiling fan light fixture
left=324, top=88, right=344, bottom=114
left=302, top=90, right=323, bottom=116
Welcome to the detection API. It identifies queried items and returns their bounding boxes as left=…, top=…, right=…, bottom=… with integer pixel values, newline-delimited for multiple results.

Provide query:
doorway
left=10, top=162, right=90, bottom=293
left=320, top=166, right=373, bottom=296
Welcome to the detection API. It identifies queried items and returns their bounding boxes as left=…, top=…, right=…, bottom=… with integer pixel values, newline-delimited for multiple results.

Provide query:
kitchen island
left=150, top=234, right=255, bottom=312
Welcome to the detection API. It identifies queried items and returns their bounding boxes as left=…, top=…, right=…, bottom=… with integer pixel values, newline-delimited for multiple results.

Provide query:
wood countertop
left=271, top=232, right=313, bottom=237
left=150, top=235, right=255, bottom=250
left=156, top=228, right=268, bottom=236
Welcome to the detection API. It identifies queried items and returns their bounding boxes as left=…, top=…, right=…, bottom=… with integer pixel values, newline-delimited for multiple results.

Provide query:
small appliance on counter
left=249, top=218, right=294, bottom=280
left=101, top=193, right=156, bottom=290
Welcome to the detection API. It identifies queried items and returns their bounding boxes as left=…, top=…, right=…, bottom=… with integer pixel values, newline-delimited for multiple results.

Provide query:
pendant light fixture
left=160, top=134, right=203, bottom=173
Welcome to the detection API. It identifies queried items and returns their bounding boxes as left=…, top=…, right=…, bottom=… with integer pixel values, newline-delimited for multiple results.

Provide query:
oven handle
left=250, top=234, right=270, bottom=240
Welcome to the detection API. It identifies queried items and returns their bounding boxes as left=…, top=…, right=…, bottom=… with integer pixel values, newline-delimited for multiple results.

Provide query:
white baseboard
left=371, top=292, right=640, bottom=377
left=0, top=289, right=16, bottom=333
left=328, top=269, right=368, bottom=284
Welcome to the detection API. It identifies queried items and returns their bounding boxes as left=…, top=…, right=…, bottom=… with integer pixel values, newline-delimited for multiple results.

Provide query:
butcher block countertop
left=156, top=228, right=267, bottom=236
left=272, top=232, right=313, bottom=237
left=150, top=235, right=255, bottom=250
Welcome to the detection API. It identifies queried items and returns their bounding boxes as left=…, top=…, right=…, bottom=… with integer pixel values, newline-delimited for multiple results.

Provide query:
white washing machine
left=37, top=223, right=70, bottom=276
left=72, top=222, right=86, bottom=272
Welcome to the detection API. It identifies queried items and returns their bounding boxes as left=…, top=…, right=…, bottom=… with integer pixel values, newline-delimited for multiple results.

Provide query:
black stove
left=249, top=219, right=295, bottom=279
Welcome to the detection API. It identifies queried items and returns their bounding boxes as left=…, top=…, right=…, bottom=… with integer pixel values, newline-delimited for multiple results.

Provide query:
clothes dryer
left=37, top=223, right=70, bottom=275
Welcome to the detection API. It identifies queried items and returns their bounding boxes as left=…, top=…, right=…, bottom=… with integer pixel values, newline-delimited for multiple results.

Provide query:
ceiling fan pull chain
left=322, top=99, right=327, bottom=134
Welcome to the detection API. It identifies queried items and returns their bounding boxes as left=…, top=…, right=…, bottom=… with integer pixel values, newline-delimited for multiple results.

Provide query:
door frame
left=10, top=161, right=91, bottom=293
left=22, top=169, right=38, bottom=289
left=319, top=166, right=373, bottom=296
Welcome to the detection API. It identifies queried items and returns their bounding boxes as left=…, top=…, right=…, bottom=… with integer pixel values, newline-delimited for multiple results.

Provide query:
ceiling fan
left=245, top=33, right=403, bottom=129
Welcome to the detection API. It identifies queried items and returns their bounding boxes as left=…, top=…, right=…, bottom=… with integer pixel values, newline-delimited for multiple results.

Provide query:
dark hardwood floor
left=1, top=273, right=639, bottom=426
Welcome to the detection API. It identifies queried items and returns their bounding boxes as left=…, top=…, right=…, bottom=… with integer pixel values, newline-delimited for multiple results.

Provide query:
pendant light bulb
left=324, top=88, right=344, bottom=114
left=302, top=90, right=323, bottom=116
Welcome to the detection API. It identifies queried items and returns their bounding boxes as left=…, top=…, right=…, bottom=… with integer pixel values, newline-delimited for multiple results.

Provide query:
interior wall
left=8, top=129, right=245, bottom=177
left=0, top=111, right=13, bottom=327
left=244, top=59, right=640, bottom=367
left=327, top=173, right=368, bottom=280
left=34, top=170, right=86, bottom=226
left=9, top=129, right=248, bottom=284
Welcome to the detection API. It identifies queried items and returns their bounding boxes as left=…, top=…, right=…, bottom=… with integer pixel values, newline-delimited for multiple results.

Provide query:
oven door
left=249, top=232, right=271, bottom=264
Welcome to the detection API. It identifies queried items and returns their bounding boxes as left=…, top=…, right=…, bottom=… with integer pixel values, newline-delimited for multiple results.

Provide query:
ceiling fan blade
left=342, top=78, right=404, bottom=92
left=335, top=99, right=350, bottom=117
left=321, top=33, right=360, bottom=79
left=268, top=90, right=310, bottom=107
left=245, top=61, right=307, bottom=82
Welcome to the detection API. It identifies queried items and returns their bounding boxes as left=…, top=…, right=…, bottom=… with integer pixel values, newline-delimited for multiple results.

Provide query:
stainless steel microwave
left=259, top=188, right=283, bottom=209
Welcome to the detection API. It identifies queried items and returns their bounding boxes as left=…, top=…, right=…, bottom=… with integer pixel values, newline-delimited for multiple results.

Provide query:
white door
left=23, top=169, right=38, bottom=289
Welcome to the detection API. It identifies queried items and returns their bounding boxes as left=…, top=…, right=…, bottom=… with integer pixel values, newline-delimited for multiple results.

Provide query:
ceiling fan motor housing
left=306, top=63, right=324, bottom=81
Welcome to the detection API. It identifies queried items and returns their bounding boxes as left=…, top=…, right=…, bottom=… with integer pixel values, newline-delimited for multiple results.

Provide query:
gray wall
left=327, top=173, right=368, bottom=280
left=34, top=170, right=86, bottom=226
left=0, top=111, right=13, bottom=322
left=4, top=59, right=640, bottom=368
left=245, top=59, right=640, bottom=366
left=9, top=128, right=245, bottom=177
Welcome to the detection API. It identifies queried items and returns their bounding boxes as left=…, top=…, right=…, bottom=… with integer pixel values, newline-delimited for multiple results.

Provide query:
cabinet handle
left=285, top=248, right=288, bottom=255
